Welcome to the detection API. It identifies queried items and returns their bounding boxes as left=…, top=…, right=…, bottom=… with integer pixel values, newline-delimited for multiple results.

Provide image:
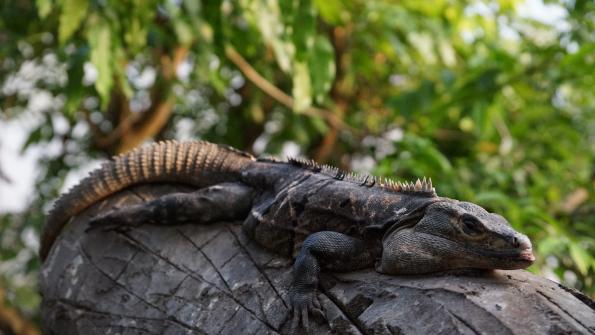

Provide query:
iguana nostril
left=512, top=236, right=520, bottom=248
left=512, top=234, right=532, bottom=250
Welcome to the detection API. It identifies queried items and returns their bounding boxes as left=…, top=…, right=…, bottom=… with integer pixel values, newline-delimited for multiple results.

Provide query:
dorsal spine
left=288, top=157, right=437, bottom=197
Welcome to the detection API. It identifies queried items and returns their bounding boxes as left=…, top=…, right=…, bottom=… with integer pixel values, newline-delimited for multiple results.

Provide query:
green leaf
left=122, top=0, right=155, bottom=52
left=203, top=0, right=223, bottom=54
left=36, top=0, right=52, bottom=19
left=292, top=61, right=312, bottom=113
left=58, top=0, right=89, bottom=43
left=313, top=0, right=345, bottom=24
left=308, top=36, right=335, bottom=104
left=124, top=17, right=147, bottom=52
left=288, top=0, right=315, bottom=61
left=309, top=116, right=328, bottom=134
left=538, top=237, right=565, bottom=256
left=15, top=285, right=41, bottom=311
left=184, top=0, right=201, bottom=17
left=22, top=127, right=43, bottom=152
left=401, top=134, right=453, bottom=174
left=174, top=20, right=194, bottom=46
left=569, top=244, right=591, bottom=275
left=89, top=19, right=113, bottom=107
left=64, top=46, right=88, bottom=118
left=474, top=191, right=512, bottom=208
left=243, top=0, right=292, bottom=72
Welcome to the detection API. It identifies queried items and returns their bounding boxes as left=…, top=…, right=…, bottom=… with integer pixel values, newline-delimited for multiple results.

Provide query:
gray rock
left=40, top=184, right=595, bottom=334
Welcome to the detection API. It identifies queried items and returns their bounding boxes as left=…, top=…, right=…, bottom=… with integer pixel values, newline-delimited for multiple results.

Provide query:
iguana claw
left=288, top=290, right=324, bottom=335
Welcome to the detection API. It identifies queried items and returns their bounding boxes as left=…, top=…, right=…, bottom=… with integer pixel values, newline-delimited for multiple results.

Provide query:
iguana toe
left=288, top=290, right=325, bottom=334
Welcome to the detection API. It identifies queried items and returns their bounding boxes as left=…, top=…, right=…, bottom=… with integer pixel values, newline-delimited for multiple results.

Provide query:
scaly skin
left=40, top=140, right=254, bottom=260
left=43, top=140, right=535, bottom=334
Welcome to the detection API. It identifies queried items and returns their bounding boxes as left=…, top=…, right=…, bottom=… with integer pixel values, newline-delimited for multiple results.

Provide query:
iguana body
left=41, top=140, right=535, bottom=333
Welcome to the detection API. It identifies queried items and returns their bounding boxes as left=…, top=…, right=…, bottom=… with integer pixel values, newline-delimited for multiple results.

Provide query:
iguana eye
left=461, top=216, right=483, bottom=236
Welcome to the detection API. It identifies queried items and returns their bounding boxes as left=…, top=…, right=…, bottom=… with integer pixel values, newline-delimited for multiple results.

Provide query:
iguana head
left=377, top=199, right=535, bottom=274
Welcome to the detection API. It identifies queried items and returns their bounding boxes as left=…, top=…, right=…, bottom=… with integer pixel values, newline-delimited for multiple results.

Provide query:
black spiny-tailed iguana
left=40, top=140, right=535, bottom=333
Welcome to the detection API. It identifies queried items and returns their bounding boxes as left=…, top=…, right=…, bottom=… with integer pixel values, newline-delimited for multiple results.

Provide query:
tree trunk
left=39, top=184, right=595, bottom=335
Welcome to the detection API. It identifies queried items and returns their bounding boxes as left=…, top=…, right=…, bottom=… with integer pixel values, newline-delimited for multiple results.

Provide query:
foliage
left=0, top=0, right=593, bottom=329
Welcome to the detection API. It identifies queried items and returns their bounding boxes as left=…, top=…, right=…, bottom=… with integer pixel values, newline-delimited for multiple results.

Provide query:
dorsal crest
left=288, top=157, right=437, bottom=197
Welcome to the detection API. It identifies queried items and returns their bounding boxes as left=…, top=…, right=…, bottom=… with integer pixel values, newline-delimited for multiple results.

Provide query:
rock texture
left=40, top=184, right=595, bottom=334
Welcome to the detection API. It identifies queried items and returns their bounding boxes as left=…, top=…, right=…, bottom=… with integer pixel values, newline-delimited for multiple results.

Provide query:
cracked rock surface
left=40, top=184, right=595, bottom=334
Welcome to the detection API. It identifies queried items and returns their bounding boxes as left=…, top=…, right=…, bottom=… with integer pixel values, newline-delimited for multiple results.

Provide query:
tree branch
left=115, top=46, right=188, bottom=153
left=92, top=46, right=188, bottom=153
left=224, top=45, right=349, bottom=132
left=0, top=288, right=40, bottom=335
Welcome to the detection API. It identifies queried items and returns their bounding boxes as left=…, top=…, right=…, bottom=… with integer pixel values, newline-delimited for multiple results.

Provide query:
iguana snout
left=377, top=200, right=535, bottom=275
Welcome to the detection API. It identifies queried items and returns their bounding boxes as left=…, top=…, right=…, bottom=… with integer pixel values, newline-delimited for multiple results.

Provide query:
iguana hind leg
left=87, top=182, right=254, bottom=229
left=289, top=231, right=376, bottom=334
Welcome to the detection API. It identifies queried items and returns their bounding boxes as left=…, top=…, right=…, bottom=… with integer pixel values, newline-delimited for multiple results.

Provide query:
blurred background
left=0, top=0, right=593, bottom=332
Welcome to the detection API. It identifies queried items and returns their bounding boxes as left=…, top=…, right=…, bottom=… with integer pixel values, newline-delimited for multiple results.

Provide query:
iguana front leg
left=290, top=231, right=376, bottom=333
left=88, top=182, right=253, bottom=229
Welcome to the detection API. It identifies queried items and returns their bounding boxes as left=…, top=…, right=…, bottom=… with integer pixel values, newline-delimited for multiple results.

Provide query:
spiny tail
left=40, top=140, right=255, bottom=261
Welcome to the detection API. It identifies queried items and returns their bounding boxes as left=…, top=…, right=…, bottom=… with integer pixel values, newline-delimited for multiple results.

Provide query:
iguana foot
left=288, top=289, right=324, bottom=335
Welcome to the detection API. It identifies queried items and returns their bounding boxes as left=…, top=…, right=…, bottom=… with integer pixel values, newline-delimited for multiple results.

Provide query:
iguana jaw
left=468, top=242, right=535, bottom=269
left=378, top=230, right=535, bottom=275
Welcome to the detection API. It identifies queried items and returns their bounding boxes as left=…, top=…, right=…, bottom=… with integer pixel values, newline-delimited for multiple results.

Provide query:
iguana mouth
left=475, top=246, right=535, bottom=264
left=515, top=248, right=535, bottom=262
